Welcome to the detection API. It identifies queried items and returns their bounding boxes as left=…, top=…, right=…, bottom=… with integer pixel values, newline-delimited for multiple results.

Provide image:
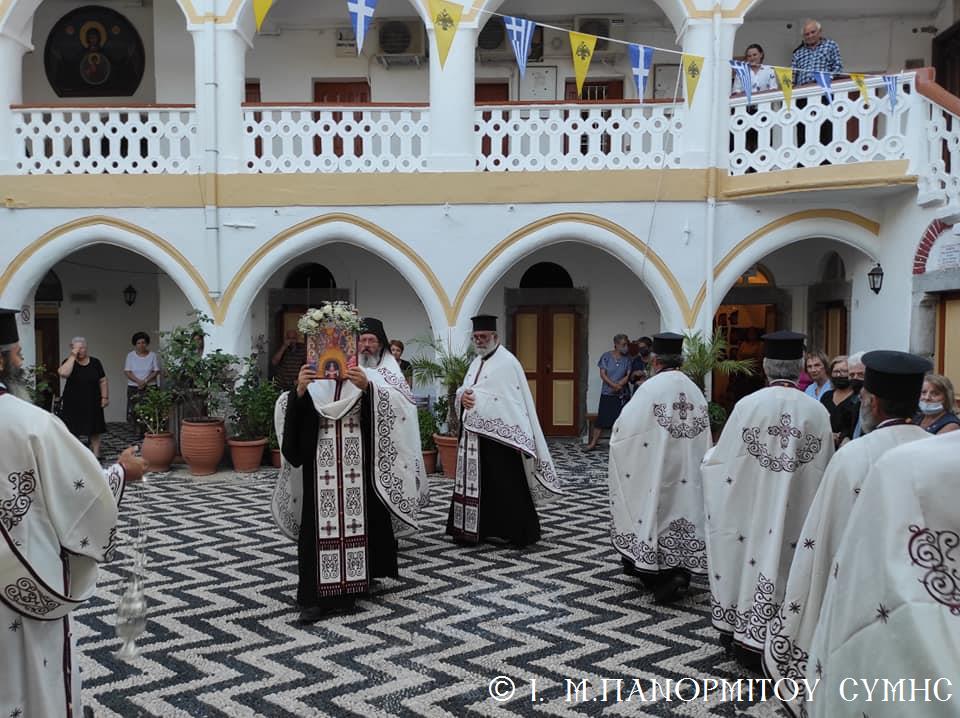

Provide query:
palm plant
left=409, top=336, right=476, bottom=437
left=681, top=329, right=757, bottom=392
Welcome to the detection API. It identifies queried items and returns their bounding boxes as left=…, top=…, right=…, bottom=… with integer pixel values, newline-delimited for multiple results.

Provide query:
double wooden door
left=512, top=307, right=580, bottom=436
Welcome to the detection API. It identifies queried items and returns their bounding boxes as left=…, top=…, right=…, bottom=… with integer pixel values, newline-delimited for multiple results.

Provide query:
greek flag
left=629, top=44, right=655, bottom=100
left=347, top=0, right=378, bottom=55
left=883, top=75, right=899, bottom=113
left=814, top=70, right=833, bottom=104
left=503, top=15, right=536, bottom=79
left=730, top=60, right=753, bottom=105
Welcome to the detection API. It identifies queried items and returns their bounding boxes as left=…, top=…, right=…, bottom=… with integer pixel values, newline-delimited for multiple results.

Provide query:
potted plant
left=23, top=363, right=54, bottom=411
left=227, top=364, right=280, bottom=473
left=159, top=312, right=240, bottom=476
left=681, top=329, right=756, bottom=440
left=410, top=336, right=476, bottom=479
left=268, top=427, right=282, bottom=468
left=418, top=407, right=438, bottom=475
left=134, top=386, right=175, bottom=473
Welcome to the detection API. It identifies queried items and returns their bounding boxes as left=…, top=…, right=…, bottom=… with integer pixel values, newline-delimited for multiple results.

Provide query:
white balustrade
left=13, top=107, right=198, bottom=174
left=474, top=102, right=684, bottom=172
left=243, top=106, right=429, bottom=173
left=728, top=75, right=913, bottom=175
left=919, top=101, right=960, bottom=210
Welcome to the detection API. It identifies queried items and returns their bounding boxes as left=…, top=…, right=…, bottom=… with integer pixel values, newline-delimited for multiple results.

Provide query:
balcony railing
left=728, top=74, right=914, bottom=175
left=242, top=104, right=430, bottom=173
left=12, top=105, right=198, bottom=174
left=915, top=74, right=960, bottom=211
left=474, top=101, right=684, bottom=171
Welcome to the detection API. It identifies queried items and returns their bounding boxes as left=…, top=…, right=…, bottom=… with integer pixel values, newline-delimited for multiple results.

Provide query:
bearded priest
left=701, top=330, right=834, bottom=671
left=764, top=350, right=932, bottom=716
left=608, top=332, right=712, bottom=604
left=447, top=315, right=563, bottom=547
left=276, top=315, right=428, bottom=624
left=1, top=307, right=145, bottom=718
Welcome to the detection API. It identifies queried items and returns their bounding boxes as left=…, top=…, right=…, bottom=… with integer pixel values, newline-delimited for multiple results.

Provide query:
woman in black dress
left=58, top=336, right=108, bottom=458
left=820, top=355, right=858, bottom=448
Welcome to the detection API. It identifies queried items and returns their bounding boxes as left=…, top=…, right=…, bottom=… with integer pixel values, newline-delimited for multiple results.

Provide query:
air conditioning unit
left=375, top=19, right=426, bottom=67
left=542, top=25, right=572, bottom=58
left=334, top=27, right=358, bottom=57
left=574, top=16, right=626, bottom=53
left=477, top=17, right=543, bottom=63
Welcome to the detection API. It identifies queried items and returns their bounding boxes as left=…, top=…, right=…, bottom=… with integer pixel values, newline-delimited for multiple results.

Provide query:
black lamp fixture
left=867, top=263, right=884, bottom=295
left=123, top=284, right=137, bottom=307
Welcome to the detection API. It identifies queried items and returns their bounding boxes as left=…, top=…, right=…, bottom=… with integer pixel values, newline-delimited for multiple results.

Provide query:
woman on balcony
left=732, top=44, right=778, bottom=95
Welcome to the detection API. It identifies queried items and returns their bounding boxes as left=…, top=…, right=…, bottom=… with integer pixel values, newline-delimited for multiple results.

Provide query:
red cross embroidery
left=345, top=416, right=360, bottom=433
left=349, top=519, right=361, bottom=533
left=322, top=471, right=335, bottom=486
left=322, top=520, right=335, bottom=536
left=673, top=393, right=694, bottom=420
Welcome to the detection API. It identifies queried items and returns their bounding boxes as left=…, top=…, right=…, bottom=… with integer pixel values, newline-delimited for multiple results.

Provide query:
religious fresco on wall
left=44, top=5, right=145, bottom=98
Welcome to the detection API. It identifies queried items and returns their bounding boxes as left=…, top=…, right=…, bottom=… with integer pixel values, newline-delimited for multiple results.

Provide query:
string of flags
left=252, top=0, right=902, bottom=110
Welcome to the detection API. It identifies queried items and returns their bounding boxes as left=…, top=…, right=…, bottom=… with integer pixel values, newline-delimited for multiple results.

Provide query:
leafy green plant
left=409, top=336, right=476, bottom=437
left=134, top=386, right=175, bottom=435
left=708, top=401, right=727, bottom=431
left=229, top=363, right=281, bottom=441
left=681, top=330, right=757, bottom=393
left=418, top=408, right=437, bottom=451
left=23, top=364, right=54, bottom=409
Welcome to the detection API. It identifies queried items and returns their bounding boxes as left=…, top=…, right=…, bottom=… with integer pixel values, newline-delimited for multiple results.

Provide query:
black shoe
left=653, top=572, right=689, bottom=604
left=719, top=633, right=734, bottom=653
left=733, top=644, right=763, bottom=674
left=298, top=606, right=332, bottom=624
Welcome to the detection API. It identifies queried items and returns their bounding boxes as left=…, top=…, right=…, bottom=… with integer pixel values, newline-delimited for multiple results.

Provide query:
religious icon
left=79, top=21, right=111, bottom=86
left=305, top=321, right=357, bottom=382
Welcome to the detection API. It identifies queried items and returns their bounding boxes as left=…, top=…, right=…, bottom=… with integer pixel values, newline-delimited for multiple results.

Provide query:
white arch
left=455, top=218, right=688, bottom=336
left=0, top=0, right=192, bottom=40
left=218, top=218, right=449, bottom=344
left=474, top=0, right=689, bottom=35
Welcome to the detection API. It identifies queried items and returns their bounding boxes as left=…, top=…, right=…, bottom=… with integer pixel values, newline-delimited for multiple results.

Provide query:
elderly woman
left=915, top=374, right=959, bottom=435
left=58, top=336, right=108, bottom=458
left=820, top=355, right=858, bottom=447
left=124, top=331, right=161, bottom=434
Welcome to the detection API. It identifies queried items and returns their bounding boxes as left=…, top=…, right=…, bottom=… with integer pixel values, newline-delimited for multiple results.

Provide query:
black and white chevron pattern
left=76, top=439, right=783, bottom=717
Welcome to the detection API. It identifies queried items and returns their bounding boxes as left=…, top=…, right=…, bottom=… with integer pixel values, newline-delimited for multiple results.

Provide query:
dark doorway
left=284, top=263, right=336, bottom=289
left=520, top=262, right=574, bottom=289
left=934, top=22, right=960, bottom=97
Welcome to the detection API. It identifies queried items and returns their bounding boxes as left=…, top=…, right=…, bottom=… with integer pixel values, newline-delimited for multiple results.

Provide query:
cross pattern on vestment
left=322, top=520, right=335, bottom=536
left=768, top=414, right=802, bottom=449
left=346, top=469, right=360, bottom=484
left=468, top=482, right=476, bottom=494
left=349, top=519, right=361, bottom=533
left=673, top=393, right=694, bottom=420
left=467, top=444, right=478, bottom=457
left=345, top=416, right=360, bottom=433
left=322, top=471, right=335, bottom=486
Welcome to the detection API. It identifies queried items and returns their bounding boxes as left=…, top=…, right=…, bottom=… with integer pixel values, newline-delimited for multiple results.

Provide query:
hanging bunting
left=502, top=15, right=536, bottom=79
left=774, top=67, right=794, bottom=109
left=850, top=73, right=869, bottom=106
left=814, top=70, right=833, bottom=104
left=883, top=75, right=899, bottom=113
left=730, top=59, right=752, bottom=105
left=681, top=53, right=704, bottom=107
left=253, top=0, right=274, bottom=32
left=569, top=31, right=597, bottom=99
left=629, top=44, right=655, bottom=101
left=347, top=0, right=378, bottom=55
left=428, top=0, right=463, bottom=69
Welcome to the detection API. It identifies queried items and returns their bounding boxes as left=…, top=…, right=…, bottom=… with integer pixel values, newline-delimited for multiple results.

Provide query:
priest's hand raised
left=296, top=364, right=317, bottom=397
left=347, top=366, right=369, bottom=391
left=461, top=389, right=476, bottom=410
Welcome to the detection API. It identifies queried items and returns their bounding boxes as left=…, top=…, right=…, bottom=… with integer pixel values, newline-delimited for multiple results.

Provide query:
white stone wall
left=153, top=0, right=195, bottom=103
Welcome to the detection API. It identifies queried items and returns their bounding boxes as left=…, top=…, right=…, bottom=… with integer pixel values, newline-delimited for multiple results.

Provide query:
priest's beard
left=0, top=361, right=29, bottom=401
left=475, top=338, right=499, bottom=356
left=859, top=395, right=877, bottom=434
left=359, top=350, right=381, bottom=369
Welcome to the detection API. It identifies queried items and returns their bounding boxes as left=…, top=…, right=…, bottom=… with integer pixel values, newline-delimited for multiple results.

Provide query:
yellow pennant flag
left=774, top=66, right=794, bottom=110
left=681, top=53, right=704, bottom=107
left=851, top=73, right=869, bottom=105
left=253, top=0, right=273, bottom=32
left=428, top=0, right=463, bottom=69
left=569, top=31, right=597, bottom=99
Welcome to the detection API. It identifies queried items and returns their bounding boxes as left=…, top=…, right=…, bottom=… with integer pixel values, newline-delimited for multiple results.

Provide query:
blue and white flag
left=730, top=59, right=752, bottom=105
left=883, top=75, right=899, bottom=113
left=347, top=0, right=378, bottom=55
left=814, top=70, right=833, bottom=104
left=629, top=44, right=654, bottom=101
left=502, top=15, right=536, bottom=79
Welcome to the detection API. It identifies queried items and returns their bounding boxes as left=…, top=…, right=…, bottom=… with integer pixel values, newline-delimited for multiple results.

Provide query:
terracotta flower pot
left=228, top=438, right=268, bottom=473
left=433, top=434, right=459, bottom=479
left=141, top=433, right=175, bottom=473
left=180, top=418, right=226, bottom=476
left=422, top=449, right=437, bottom=475
left=271, top=448, right=282, bottom=468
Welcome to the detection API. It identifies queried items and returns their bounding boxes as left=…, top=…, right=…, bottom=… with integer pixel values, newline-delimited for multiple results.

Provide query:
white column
left=426, top=25, right=477, bottom=172
left=0, top=33, right=29, bottom=174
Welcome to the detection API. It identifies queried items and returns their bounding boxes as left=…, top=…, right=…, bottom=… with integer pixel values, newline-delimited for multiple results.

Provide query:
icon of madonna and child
left=297, top=303, right=361, bottom=382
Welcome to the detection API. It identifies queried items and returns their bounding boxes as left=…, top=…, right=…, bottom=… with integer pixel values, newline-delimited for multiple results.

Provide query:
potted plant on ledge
left=228, top=367, right=281, bottom=473
left=135, top=386, right=175, bottom=473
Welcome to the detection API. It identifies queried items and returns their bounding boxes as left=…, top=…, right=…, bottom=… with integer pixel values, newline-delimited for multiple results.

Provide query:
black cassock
left=282, top=387, right=398, bottom=610
left=446, top=436, right=541, bottom=547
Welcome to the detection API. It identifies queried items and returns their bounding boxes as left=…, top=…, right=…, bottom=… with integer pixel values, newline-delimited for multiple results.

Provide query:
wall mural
left=44, top=5, right=145, bottom=98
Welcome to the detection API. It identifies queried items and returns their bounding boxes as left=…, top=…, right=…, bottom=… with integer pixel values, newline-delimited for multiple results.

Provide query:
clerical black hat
left=471, top=315, right=497, bottom=332
left=652, top=332, right=684, bottom=355
left=862, top=350, right=931, bottom=402
left=0, top=308, right=19, bottom=347
left=359, top=317, right=389, bottom=348
left=762, top=331, right=805, bottom=360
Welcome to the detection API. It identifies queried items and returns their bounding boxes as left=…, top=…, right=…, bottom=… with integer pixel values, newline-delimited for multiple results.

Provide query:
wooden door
left=476, top=82, right=510, bottom=161
left=313, top=81, right=370, bottom=158
left=822, top=302, right=848, bottom=358
left=513, top=307, right=579, bottom=436
left=246, top=80, right=263, bottom=159
left=934, top=22, right=960, bottom=98
left=936, top=292, right=960, bottom=385
left=34, top=309, right=60, bottom=408
left=562, top=79, right=624, bottom=155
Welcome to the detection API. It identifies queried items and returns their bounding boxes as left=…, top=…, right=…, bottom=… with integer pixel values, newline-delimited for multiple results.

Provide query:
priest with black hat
left=607, top=332, right=712, bottom=603
left=701, top=330, right=835, bottom=670
left=447, top=314, right=563, bottom=548
left=1, top=307, right=146, bottom=718
left=276, top=308, right=428, bottom=623
left=764, top=350, right=932, bottom=716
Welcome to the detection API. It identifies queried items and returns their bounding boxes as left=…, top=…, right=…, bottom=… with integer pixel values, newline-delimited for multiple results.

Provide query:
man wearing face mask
left=628, top=336, right=653, bottom=394
left=763, top=350, right=931, bottom=716
left=845, top=351, right=866, bottom=441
